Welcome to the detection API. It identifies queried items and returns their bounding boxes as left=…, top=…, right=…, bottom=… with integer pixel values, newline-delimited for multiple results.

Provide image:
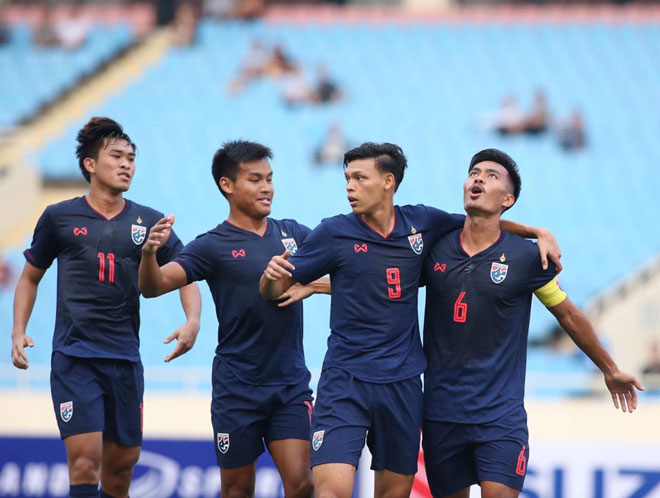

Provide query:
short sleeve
left=156, top=227, right=183, bottom=267
left=289, top=221, right=336, bottom=285
left=425, top=206, right=465, bottom=239
left=24, top=208, right=59, bottom=269
left=173, top=235, right=214, bottom=284
left=525, top=243, right=560, bottom=292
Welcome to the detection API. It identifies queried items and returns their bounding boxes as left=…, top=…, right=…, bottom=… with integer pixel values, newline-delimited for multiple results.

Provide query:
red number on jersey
left=386, top=267, right=401, bottom=299
left=97, top=252, right=115, bottom=284
left=453, top=291, right=467, bottom=323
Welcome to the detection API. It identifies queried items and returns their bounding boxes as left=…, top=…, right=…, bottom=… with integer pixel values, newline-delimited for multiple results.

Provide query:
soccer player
left=9, top=117, right=202, bottom=498
left=259, top=143, right=561, bottom=498
left=421, top=148, right=643, bottom=498
left=138, top=140, right=326, bottom=498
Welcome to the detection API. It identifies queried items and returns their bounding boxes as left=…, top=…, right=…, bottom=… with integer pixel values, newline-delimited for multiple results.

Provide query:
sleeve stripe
left=534, top=276, right=567, bottom=308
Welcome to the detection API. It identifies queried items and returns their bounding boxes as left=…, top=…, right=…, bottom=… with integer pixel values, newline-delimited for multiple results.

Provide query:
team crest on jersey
left=217, top=433, right=230, bottom=454
left=281, top=238, right=298, bottom=254
left=131, top=224, right=147, bottom=245
left=490, top=262, right=509, bottom=284
left=408, top=233, right=424, bottom=255
left=312, top=430, right=325, bottom=451
left=60, top=401, right=73, bottom=423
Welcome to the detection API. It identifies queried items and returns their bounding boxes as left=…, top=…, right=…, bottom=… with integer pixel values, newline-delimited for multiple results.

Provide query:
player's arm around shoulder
left=11, top=262, right=46, bottom=369
left=502, top=220, right=563, bottom=272
left=542, top=288, right=644, bottom=413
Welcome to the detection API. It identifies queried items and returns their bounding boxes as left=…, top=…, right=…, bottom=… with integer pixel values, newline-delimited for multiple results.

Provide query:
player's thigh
left=104, top=359, right=144, bottom=447
left=313, top=463, right=355, bottom=498
left=220, top=462, right=257, bottom=498
left=64, top=432, right=103, bottom=483
left=472, top=411, right=529, bottom=493
left=368, top=375, right=423, bottom=475
left=212, top=370, right=268, bottom=468
left=265, top=377, right=313, bottom=446
left=51, top=352, right=105, bottom=439
left=373, top=469, right=415, bottom=498
left=422, top=420, right=477, bottom=497
left=311, top=368, right=370, bottom=469
left=268, top=439, right=312, bottom=496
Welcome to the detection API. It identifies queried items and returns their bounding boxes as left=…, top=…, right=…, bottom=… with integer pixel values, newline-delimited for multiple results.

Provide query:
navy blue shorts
left=211, top=356, right=313, bottom=469
left=422, top=406, right=529, bottom=495
left=50, top=352, right=144, bottom=446
left=311, top=368, right=422, bottom=475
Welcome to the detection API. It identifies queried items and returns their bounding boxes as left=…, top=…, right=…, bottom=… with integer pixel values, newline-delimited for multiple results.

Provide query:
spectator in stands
left=170, top=0, right=200, bottom=47
left=205, top=0, right=265, bottom=19
left=228, top=38, right=269, bottom=93
left=34, top=4, right=59, bottom=48
left=522, top=89, right=549, bottom=135
left=557, top=109, right=587, bottom=151
left=313, top=123, right=349, bottom=166
left=310, top=64, right=342, bottom=105
left=0, top=6, right=9, bottom=46
left=478, top=96, right=524, bottom=136
left=263, top=44, right=297, bottom=78
left=281, top=67, right=313, bottom=108
left=55, top=3, right=90, bottom=50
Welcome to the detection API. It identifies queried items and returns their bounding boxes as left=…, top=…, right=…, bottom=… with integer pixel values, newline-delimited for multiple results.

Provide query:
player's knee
left=283, top=474, right=314, bottom=498
left=69, top=454, right=101, bottom=482
left=314, top=486, right=349, bottom=498
left=222, top=481, right=255, bottom=498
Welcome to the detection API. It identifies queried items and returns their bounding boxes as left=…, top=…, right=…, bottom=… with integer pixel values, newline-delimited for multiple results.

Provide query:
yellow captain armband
left=533, top=276, right=567, bottom=308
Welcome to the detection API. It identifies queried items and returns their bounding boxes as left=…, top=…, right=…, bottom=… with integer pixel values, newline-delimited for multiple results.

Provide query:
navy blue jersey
left=24, top=196, right=182, bottom=362
left=422, top=230, right=558, bottom=424
left=174, top=219, right=311, bottom=386
left=289, top=205, right=464, bottom=383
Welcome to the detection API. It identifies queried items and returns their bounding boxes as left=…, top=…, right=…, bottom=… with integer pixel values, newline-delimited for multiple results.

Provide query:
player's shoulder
left=43, top=196, right=86, bottom=216
left=124, top=199, right=165, bottom=222
left=315, top=213, right=352, bottom=232
left=270, top=218, right=304, bottom=232
left=398, top=203, right=452, bottom=220
left=502, top=232, right=541, bottom=259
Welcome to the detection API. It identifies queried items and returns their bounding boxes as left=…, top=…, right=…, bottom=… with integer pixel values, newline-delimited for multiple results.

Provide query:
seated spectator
left=170, top=0, right=200, bottom=47
left=310, top=64, right=342, bottom=104
left=34, top=5, right=59, bottom=48
left=522, top=89, right=549, bottom=135
left=478, top=95, right=525, bottom=135
left=263, top=44, right=297, bottom=78
left=0, top=7, right=9, bottom=46
left=281, top=67, right=313, bottom=108
left=557, top=109, right=587, bottom=151
left=55, top=4, right=90, bottom=50
left=313, top=123, right=349, bottom=166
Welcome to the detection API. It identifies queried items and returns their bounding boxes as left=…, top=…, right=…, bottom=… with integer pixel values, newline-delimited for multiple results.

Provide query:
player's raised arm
left=139, top=215, right=189, bottom=297
left=543, top=295, right=644, bottom=413
left=259, top=249, right=297, bottom=300
left=10, top=262, right=45, bottom=369
left=500, top=220, right=562, bottom=272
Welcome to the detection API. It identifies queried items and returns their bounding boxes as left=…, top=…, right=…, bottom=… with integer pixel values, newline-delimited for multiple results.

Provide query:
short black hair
left=469, top=148, right=521, bottom=209
left=211, top=140, right=273, bottom=198
left=343, top=142, right=407, bottom=192
left=75, top=117, right=135, bottom=183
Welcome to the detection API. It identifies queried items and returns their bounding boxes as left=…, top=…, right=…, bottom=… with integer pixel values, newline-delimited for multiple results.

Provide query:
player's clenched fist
left=143, top=214, right=175, bottom=255
left=263, top=249, right=295, bottom=281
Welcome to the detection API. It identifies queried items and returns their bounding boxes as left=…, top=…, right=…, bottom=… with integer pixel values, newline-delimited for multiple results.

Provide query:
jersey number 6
left=454, top=291, right=467, bottom=323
